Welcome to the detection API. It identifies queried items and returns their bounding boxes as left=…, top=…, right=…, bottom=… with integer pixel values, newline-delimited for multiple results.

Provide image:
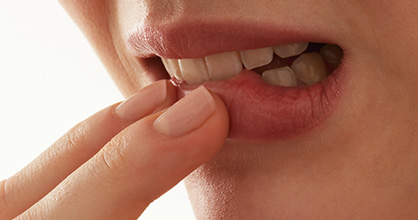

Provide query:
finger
left=0, top=80, right=177, bottom=219
left=17, top=86, right=229, bottom=220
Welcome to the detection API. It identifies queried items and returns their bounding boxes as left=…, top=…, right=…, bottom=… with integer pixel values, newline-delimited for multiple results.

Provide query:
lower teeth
left=261, top=66, right=298, bottom=87
left=291, top=52, right=328, bottom=86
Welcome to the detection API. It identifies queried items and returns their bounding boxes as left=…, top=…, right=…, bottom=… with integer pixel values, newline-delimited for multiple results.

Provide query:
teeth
left=239, top=47, right=273, bottom=70
left=161, top=58, right=183, bottom=81
left=178, top=58, right=210, bottom=85
left=205, top=52, right=242, bottom=81
left=262, top=66, right=297, bottom=87
left=320, top=44, right=343, bottom=70
left=161, top=43, right=341, bottom=86
left=291, top=52, right=328, bottom=85
left=273, top=42, right=308, bottom=58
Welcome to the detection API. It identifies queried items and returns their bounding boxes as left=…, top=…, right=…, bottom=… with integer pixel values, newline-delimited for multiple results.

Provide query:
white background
left=0, top=1, right=195, bottom=219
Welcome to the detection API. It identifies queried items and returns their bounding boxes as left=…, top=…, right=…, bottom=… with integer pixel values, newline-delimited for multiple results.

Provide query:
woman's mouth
left=127, top=21, right=349, bottom=142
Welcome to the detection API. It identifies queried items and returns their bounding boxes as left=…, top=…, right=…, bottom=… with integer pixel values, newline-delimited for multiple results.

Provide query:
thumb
left=17, top=86, right=229, bottom=220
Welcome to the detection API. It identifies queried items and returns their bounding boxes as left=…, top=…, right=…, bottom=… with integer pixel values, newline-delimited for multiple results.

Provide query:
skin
left=2, top=0, right=418, bottom=219
left=0, top=82, right=229, bottom=219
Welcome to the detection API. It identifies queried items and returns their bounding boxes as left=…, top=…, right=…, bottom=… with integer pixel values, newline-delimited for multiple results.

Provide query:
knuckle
left=19, top=208, right=42, bottom=220
left=98, top=135, right=131, bottom=176
left=59, top=121, right=89, bottom=152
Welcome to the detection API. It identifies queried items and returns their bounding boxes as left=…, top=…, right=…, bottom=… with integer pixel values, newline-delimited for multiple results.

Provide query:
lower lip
left=177, top=66, right=348, bottom=141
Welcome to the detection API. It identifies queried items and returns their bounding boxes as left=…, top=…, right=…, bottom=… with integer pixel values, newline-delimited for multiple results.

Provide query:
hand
left=0, top=80, right=229, bottom=219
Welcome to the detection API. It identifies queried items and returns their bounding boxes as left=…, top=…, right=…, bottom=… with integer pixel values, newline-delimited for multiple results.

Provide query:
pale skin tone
left=2, top=0, right=418, bottom=219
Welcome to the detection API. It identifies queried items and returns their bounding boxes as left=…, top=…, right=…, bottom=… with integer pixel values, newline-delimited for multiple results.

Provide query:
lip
left=127, top=20, right=339, bottom=59
left=127, top=20, right=349, bottom=141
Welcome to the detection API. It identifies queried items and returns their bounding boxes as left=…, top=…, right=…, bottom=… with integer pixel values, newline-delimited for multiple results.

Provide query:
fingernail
left=154, top=86, right=215, bottom=137
left=116, top=80, right=168, bottom=121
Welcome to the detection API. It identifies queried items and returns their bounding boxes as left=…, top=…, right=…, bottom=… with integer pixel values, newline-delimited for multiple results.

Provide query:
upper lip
left=126, top=20, right=339, bottom=60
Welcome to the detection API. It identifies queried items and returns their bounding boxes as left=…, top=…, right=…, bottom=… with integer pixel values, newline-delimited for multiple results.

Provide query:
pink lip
left=127, top=20, right=349, bottom=141
left=127, top=20, right=337, bottom=59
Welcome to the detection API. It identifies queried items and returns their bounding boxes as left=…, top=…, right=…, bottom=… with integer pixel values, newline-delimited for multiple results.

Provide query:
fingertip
left=140, top=86, right=229, bottom=172
left=156, top=80, right=178, bottom=112
left=153, top=86, right=229, bottom=139
left=207, top=88, right=230, bottom=139
left=114, top=80, right=178, bottom=122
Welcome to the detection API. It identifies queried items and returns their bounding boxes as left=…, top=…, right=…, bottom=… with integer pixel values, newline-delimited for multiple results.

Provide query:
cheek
left=364, top=1, right=418, bottom=82
left=58, top=0, right=112, bottom=60
left=346, top=0, right=418, bottom=83
left=353, top=0, right=418, bottom=43
left=59, top=0, right=149, bottom=96
left=59, top=0, right=108, bottom=31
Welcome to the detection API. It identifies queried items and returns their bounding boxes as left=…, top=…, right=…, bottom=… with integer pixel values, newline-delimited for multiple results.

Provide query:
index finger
left=0, top=80, right=176, bottom=219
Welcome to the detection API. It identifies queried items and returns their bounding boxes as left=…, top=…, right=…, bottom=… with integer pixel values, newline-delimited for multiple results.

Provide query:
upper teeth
left=205, top=52, right=243, bottom=81
left=273, top=42, right=309, bottom=59
left=178, top=58, right=211, bottom=85
left=162, top=43, right=342, bottom=87
left=239, top=47, right=274, bottom=70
